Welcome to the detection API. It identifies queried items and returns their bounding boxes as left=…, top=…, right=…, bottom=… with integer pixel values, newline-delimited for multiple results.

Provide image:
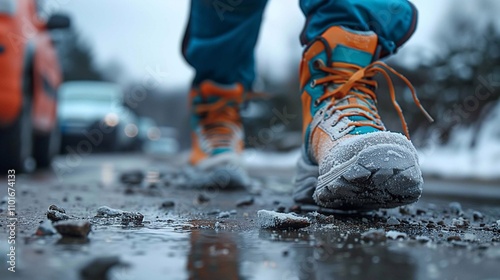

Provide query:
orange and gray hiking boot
left=189, top=80, right=249, bottom=189
left=293, top=26, right=433, bottom=210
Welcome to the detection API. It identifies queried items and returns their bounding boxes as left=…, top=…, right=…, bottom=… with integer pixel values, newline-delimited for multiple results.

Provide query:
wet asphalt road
left=0, top=153, right=500, bottom=280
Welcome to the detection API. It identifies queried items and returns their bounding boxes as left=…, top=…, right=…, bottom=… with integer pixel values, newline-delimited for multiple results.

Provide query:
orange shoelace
left=311, top=60, right=434, bottom=139
left=195, top=98, right=242, bottom=148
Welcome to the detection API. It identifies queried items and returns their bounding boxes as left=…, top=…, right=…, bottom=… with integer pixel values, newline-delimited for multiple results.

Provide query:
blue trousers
left=182, top=0, right=418, bottom=90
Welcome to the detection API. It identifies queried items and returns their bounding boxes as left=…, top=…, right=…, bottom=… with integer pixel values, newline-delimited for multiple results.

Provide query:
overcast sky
left=51, top=0, right=454, bottom=89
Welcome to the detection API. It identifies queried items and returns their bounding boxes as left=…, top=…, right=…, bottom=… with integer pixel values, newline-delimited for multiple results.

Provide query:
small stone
left=496, top=220, right=500, bottom=227
left=426, top=222, right=436, bottom=229
left=121, top=212, right=144, bottom=225
left=236, top=197, right=254, bottom=207
left=472, top=211, right=484, bottom=221
left=160, top=201, right=175, bottom=209
left=96, top=206, right=124, bottom=217
left=416, top=236, right=431, bottom=243
left=447, top=235, right=461, bottom=242
left=206, top=209, right=221, bottom=215
left=308, top=212, right=335, bottom=224
left=48, top=204, right=66, bottom=213
left=416, top=209, right=427, bottom=215
left=452, top=217, right=469, bottom=228
left=54, top=220, right=91, bottom=238
left=218, top=211, right=231, bottom=219
left=275, top=206, right=286, bottom=213
left=282, top=250, right=289, bottom=257
left=230, top=210, right=237, bottom=215
left=47, top=205, right=70, bottom=222
left=399, top=206, right=412, bottom=215
left=47, top=211, right=70, bottom=222
left=449, top=202, right=463, bottom=215
left=463, top=233, right=476, bottom=242
left=386, top=230, right=407, bottom=240
left=197, top=194, right=210, bottom=204
left=35, top=220, right=57, bottom=236
left=124, top=188, right=135, bottom=195
left=257, top=210, right=310, bottom=229
left=361, top=229, right=387, bottom=242
left=120, top=170, right=145, bottom=185
left=75, top=196, right=83, bottom=201
left=437, top=220, right=446, bottom=226
left=386, top=216, right=400, bottom=226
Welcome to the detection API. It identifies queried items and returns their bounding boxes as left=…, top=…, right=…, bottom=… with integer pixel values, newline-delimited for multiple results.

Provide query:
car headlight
left=147, top=127, right=161, bottom=141
left=104, top=113, right=119, bottom=127
left=125, top=124, right=138, bottom=138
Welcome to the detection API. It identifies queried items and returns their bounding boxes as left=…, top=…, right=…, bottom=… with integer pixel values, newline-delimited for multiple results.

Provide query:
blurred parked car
left=0, top=0, right=70, bottom=171
left=58, top=81, right=139, bottom=152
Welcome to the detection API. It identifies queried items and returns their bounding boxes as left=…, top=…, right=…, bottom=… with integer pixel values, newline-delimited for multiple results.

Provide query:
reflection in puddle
left=188, top=231, right=240, bottom=280
left=20, top=219, right=419, bottom=280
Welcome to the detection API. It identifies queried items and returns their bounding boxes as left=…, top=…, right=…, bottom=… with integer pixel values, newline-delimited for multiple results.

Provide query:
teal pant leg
left=182, top=0, right=417, bottom=89
left=300, top=0, right=418, bottom=56
left=182, top=0, right=268, bottom=90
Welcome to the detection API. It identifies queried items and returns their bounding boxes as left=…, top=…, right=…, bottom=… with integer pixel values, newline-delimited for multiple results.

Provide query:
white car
left=58, top=81, right=139, bottom=152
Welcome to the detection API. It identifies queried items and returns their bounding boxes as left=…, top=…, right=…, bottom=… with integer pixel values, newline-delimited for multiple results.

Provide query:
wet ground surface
left=1, top=153, right=500, bottom=280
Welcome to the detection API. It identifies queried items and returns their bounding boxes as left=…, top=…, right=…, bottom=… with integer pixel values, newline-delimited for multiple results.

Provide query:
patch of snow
left=387, top=150, right=404, bottom=158
left=257, top=210, right=310, bottom=229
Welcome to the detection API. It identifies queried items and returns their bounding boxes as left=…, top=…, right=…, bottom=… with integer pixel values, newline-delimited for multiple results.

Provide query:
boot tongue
left=321, top=27, right=382, bottom=135
left=322, top=26, right=378, bottom=67
left=199, top=81, right=244, bottom=101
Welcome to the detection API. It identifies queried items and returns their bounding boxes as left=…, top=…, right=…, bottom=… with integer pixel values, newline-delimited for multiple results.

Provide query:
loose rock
left=197, top=194, right=210, bottom=204
left=447, top=235, right=461, bottom=242
left=361, top=229, right=387, bottom=242
left=236, top=197, right=254, bottom=207
left=452, top=217, right=469, bottom=228
left=449, top=202, right=463, bottom=215
left=96, top=206, right=124, bottom=217
left=257, top=210, right=310, bottom=229
left=48, top=204, right=66, bottom=213
left=54, top=220, right=91, bottom=238
left=160, top=201, right=175, bottom=209
left=472, top=211, right=484, bottom=221
left=463, top=233, right=476, bottom=242
left=386, top=230, right=407, bottom=240
left=308, top=212, right=335, bottom=224
left=47, top=205, right=70, bottom=222
left=386, top=216, right=400, bottom=226
left=121, top=212, right=144, bottom=226
left=218, top=211, right=231, bottom=219
left=120, top=170, right=145, bottom=185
